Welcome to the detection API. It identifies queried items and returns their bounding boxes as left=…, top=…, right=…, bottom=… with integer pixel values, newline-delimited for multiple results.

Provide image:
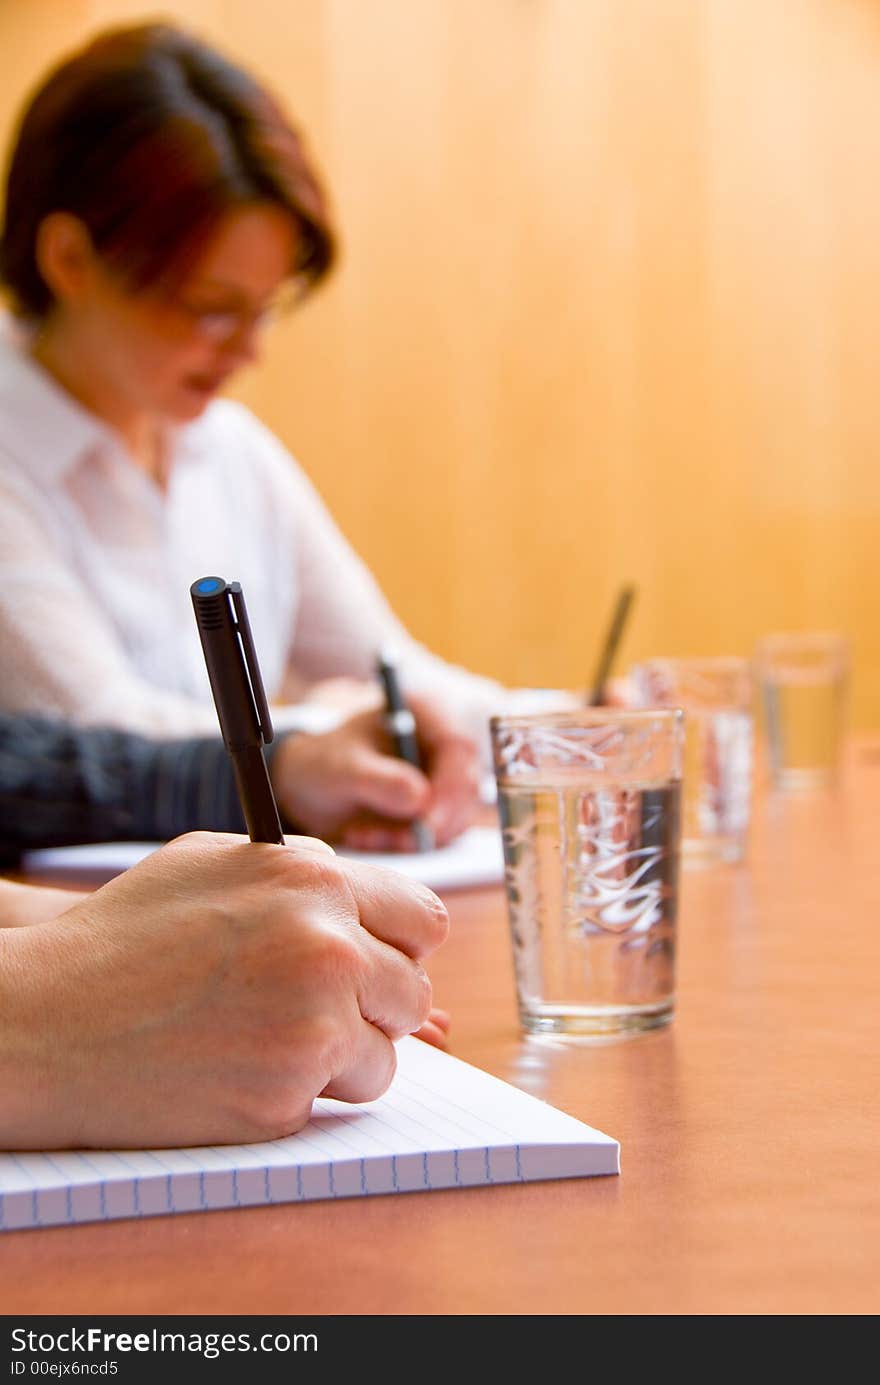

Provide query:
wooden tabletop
left=2, top=744, right=879, bottom=1316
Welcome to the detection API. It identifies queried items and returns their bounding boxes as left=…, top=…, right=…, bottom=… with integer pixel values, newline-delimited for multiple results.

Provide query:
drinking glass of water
left=629, top=656, right=754, bottom=867
left=490, top=707, right=683, bottom=1040
left=755, top=632, right=850, bottom=790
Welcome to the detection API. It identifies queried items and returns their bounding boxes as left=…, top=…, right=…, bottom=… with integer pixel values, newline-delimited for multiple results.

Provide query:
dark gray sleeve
left=0, top=714, right=251, bottom=864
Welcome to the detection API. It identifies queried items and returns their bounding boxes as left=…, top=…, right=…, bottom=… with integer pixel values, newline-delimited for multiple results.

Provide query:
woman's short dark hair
left=0, top=22, right=336, bottom=317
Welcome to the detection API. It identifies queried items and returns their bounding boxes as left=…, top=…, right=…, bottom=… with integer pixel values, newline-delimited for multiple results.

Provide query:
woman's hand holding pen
left=270, top=692, right=481, bottom=852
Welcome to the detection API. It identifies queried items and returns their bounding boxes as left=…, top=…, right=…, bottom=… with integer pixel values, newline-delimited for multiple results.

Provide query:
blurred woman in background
left=0, top=22, right=516, bottom=849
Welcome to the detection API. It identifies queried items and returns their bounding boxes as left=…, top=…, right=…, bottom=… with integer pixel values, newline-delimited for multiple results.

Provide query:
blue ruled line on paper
left=157, top=1145, right=228, bottom=1211
left=0, top=1193, right=5, bottom=1230
left=71, top=1152, right=111, bottom=1221
left=94, top=1151, right=144, bottom=1219
left=328, top=1164, right=336, bottom=1197
left=453, top=1150, right=461, bottom=1186
left=359, top=1159, right=367, bottom=1195
left=8, top=1157, right=40, bottom=1228
left=391, top=1156, right=399, bottom=1192
left=42, top=1156, right=73, bottom=1223
left=484, top=1148, right=492, bottom=1183
left=264, top=1167, right=271, bottom=1202
left=231, top=1170, right=240, bottom=1206
left=166, top=1174, right=175, bottom=1213
left=422, top=1152, right=429, bottom=1188
left=515, top=1145, right=524, bottom=1181
left=296, top=1166, right=303, bottom=1201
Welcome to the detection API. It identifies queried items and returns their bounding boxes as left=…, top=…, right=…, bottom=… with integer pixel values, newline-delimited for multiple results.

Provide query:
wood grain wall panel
left=1, top=1, right=877, bottom=724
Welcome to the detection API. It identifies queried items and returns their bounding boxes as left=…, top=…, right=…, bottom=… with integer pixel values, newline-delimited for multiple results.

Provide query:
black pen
left=376, top=649, right=435, bottom=853
left=587, top=584, right=637, bottom=707
left=190, top=576, right=284, bottom=844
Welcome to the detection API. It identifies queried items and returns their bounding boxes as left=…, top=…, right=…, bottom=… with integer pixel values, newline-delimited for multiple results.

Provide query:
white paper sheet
left=20, top=824, right=505, bottom=892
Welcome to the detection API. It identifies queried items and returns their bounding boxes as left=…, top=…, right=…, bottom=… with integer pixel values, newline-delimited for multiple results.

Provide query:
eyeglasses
left=167, top=278, right=303, bottom=343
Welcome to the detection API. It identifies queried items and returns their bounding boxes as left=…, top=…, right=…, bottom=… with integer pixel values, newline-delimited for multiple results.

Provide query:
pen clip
left=229, top=582, right=275, bottom=744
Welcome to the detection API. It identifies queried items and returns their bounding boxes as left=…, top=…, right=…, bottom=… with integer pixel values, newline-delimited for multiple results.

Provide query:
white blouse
left=0, top=315, right=509, bottom=747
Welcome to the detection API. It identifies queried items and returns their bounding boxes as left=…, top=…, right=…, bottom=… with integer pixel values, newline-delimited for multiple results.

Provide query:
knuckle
left=220, top=1033, right=324, bottom=1141
left=235, top=1091, right=314, bottom=1143
left=296, top=1011, right=349, bottom=1073
left=303, top=924, right=363, bottom=989
left=411, top=963, right=434, bottom=1029
left=415, top=889, right=450, bottom=950
left=278, top=847, right=349, bottom=897
left=244, top=1013, right=352, bottom=1132
left=351, top=1042, right=398, bottom=1104
left=160, top=829, right=225, bottom=860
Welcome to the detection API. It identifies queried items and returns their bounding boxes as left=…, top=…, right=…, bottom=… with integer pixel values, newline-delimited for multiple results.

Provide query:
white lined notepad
left=0, top=1038, right=619, bottom=1231
left=20, top=825, right=504, bottom=893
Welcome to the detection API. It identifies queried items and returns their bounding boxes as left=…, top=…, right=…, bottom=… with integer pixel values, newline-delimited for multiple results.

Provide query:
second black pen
left=376, top=649, right=436, bottom=853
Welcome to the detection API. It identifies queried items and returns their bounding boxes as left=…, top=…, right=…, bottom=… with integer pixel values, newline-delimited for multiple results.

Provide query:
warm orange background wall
left=2, top=1, right=878, bottom=726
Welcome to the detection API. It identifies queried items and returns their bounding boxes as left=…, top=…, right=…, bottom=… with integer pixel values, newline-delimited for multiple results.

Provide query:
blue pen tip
left=196, top=577, right=222, bottom=594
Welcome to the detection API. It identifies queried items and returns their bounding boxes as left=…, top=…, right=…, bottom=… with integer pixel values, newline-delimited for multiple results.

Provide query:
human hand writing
left=0, top=832, right=448, bottom=1149
left=271, top=692, right=481, bottom=852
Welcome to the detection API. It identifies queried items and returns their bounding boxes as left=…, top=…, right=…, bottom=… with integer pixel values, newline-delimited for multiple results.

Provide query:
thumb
left=350, top=750, right=430, bottom=819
